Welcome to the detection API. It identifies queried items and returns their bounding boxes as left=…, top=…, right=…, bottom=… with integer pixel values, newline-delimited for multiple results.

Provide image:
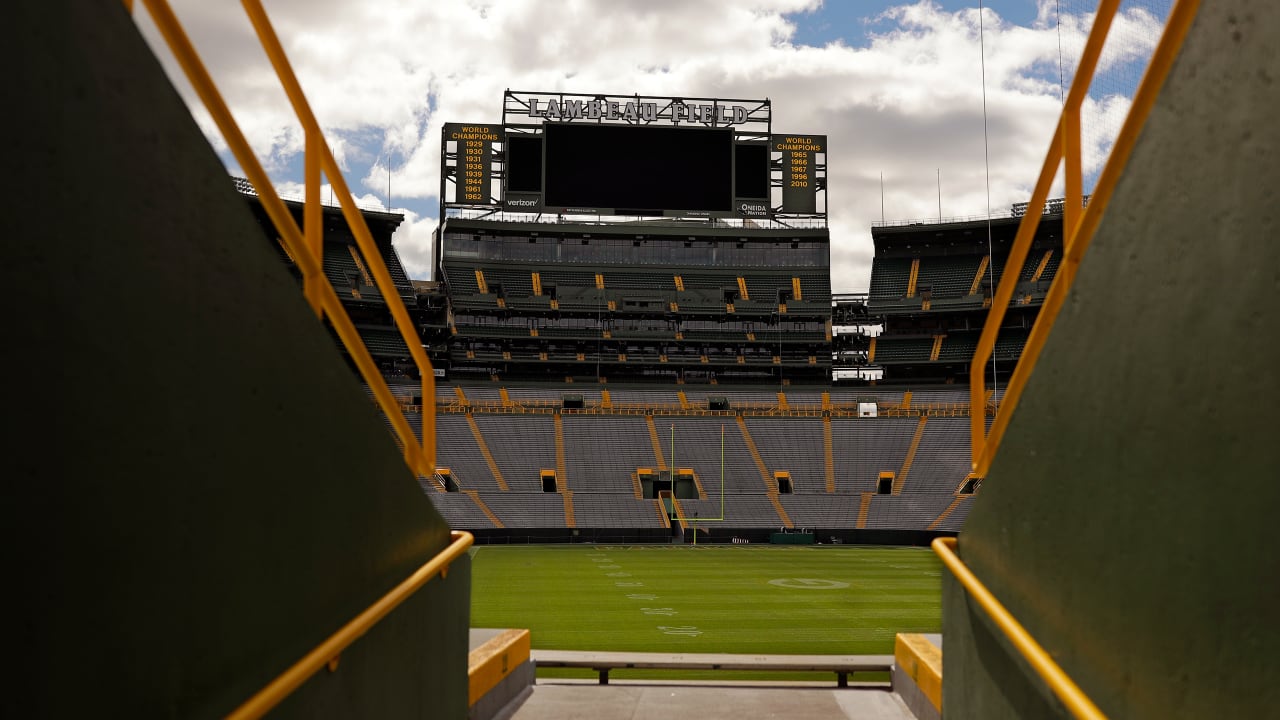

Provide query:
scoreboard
left=440, top=92, right=825, bottom=220
left=772, top=135, right=826, bottom=214
left=442, top=123, right=500, bottom=205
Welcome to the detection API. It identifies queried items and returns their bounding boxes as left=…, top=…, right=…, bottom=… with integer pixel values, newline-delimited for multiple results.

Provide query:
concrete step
left=499, top=683, right=916, bottom=720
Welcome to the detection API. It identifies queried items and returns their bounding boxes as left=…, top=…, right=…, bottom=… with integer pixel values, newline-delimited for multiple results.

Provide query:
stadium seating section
left=436, top=219, right=832, bottom=385
left=242, top=192, right=420, bottom=370
left=236, top=193, right=1048, bottom=540
left=859, top=213, right=1064, bottom=383
left=420, top=383, right=976, bottom=535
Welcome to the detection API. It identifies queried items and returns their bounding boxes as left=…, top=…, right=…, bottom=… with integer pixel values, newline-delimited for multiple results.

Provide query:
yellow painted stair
left=464, top=414, right=508, bottom=491
left=856, top=492, right=874, bottom=529
left=894, top=417, right=928, bottom=494
left=645, top=415, right=667, bottom=469
left=823, top=416, right=836, bottom=493
left=463, top=490, right=504, bottom=528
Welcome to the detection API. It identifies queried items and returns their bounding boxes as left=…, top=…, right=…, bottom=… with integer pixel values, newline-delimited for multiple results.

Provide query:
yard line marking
left=767, top=578, right=850, bottom=589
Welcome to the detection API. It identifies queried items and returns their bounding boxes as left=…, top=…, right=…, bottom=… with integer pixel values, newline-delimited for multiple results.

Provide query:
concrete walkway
left=496, top=683, right=916, bottom=720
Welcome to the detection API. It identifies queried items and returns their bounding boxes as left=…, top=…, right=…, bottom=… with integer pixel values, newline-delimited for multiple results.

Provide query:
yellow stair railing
left=934, top=537, right=1104, bottom=719
left=969, top=0, right=1201, bottom=478
left=945, top=4, right=1201, bottom=717
left=127, top=0, right=437, bottom=477
left=227, top=531, right=473, bottom=720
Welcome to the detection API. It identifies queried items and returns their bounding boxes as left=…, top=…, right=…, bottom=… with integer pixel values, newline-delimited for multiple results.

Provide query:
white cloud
left=134, top=0, right=1163, bottom=292
left=392, top=212, right=440, bottom=279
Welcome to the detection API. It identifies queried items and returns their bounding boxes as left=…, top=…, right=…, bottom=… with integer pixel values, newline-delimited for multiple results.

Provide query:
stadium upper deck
left=841, top=208, right=1067, bottom=384
left=427, top=91, right=835, bottom=386
left=433, top=216, right=832, bottom=385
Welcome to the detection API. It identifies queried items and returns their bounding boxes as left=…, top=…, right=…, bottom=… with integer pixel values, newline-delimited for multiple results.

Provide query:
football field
left=470, top=543, right=942, bottom=679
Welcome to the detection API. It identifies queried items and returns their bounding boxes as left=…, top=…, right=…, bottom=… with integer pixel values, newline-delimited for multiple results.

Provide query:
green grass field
left=471, top=544, right=942, bottom=680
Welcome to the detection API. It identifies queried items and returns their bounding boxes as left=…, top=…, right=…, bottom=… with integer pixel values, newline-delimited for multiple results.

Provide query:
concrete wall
left=6, top=3, right=467, bottom=717
left=944, top=1, right=1280, bottom=718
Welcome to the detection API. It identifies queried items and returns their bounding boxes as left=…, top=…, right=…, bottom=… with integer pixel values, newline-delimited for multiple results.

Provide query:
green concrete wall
left=944, top=1, right=1280, bottom=718
left=7, top=3, right=467, bottom=718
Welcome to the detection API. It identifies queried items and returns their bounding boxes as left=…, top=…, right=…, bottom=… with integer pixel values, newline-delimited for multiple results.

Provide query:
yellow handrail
left=932, top=537, right=1105, bottom=720
left=131, top=0, right=436, bottom=476
left=969, top=0, right=1201, bottom=476
left=226, top=531, right=474, bottom=720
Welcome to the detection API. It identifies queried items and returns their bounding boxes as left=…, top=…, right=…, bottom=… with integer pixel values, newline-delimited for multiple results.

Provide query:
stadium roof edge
left=441, top=216, right=830, bottom=239
left=233, top=176, right=406, bottom=227
left=870, top=214, right=1041, bottom=237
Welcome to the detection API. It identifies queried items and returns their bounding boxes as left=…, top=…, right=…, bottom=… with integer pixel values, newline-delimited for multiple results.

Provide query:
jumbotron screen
left=543, top=123, right=734, bottom=212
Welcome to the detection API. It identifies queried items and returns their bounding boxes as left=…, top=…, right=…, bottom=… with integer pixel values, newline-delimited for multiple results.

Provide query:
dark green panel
left=7, top=2, right=465, bottom=717
left=946, top=2, right=1280, bottom=718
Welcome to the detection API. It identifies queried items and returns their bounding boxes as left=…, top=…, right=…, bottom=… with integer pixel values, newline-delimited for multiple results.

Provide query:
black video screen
left=505, top=135, right=543, bottom=193
left=543, top=124, right=733, bottom=212
left=734, top=143, right=769, bottom=200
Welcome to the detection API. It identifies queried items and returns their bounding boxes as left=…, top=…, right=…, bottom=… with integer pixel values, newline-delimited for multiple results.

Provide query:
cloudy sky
left=134, top=0, right=1169, bottom=293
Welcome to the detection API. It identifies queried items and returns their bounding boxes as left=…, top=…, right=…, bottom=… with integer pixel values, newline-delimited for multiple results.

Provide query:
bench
left=531, top=650, right=894, bottom=686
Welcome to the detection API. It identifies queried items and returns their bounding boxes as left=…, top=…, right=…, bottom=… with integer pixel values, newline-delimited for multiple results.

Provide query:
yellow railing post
left=971, top=0, right=1200, bottom=477
left=239, top=0, right=437, bottom=473
left=1062, top=109, right=1083, bottom=253
left=968, top=137, right=1057, bottom=467
left=968, top=0, right=1199, bottom=477
left=303, top=130, right=322, bottom=317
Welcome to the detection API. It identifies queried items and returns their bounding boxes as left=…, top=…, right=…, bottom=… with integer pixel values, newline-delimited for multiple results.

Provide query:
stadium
left=13, top=1, right=1278, bottom=719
